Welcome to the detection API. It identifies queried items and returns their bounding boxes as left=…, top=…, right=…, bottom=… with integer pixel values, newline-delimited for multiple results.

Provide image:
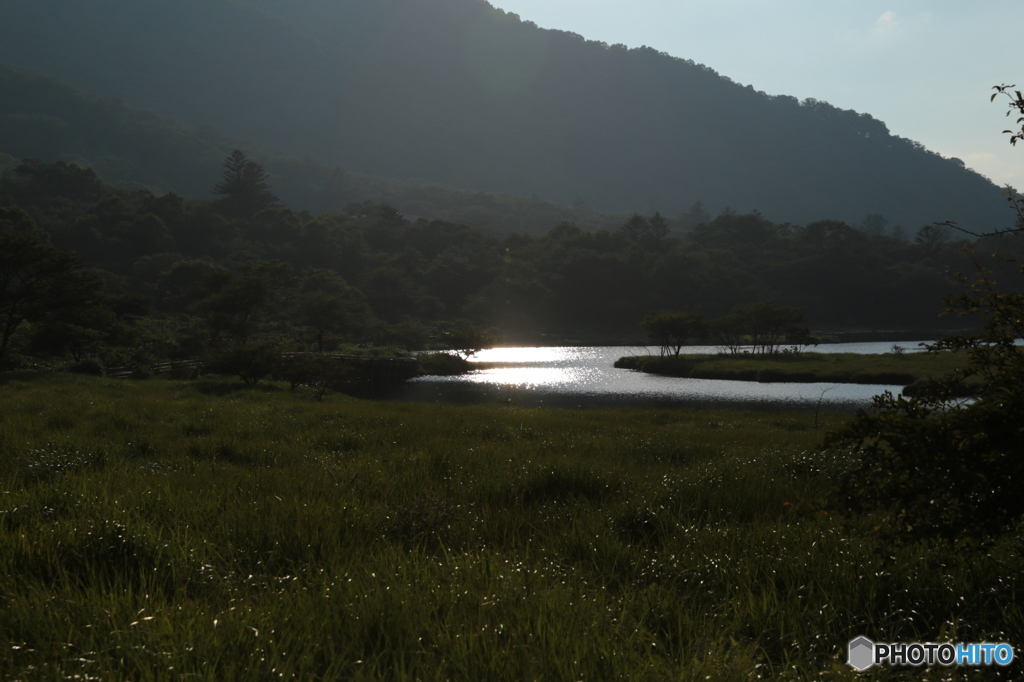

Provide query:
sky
left=489, top=0, right=1024, bottom=190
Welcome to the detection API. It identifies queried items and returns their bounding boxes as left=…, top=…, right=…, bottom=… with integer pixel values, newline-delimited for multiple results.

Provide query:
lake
left=388, top=342, right=932, bottom=412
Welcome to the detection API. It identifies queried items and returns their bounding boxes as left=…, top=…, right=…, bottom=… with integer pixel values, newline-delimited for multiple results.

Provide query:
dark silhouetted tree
left=0, top=208, right=103, bottom=366
left=439, top=324, right=494, bottom=359
left=213, top=150, right=279, bottom=219
left=679, top=200, right=711, bottom=231
left=619, top=213, right=648, bottom=243
left=827, top=83, right=1024, bottom=546
left=205, top=341, right=282, bottom=386
left=828, top=260, right=1024, bottom=543
left=861, top=213, right=889, bottom=235
left=619, top=212, right=671, bottom=249
left=646, top=212, right=671, bottom=247
left=293, top=269, right=371, bottom=353
left=641, top=310, right=706, bottom=356
left=192, top=260, right=293, bottom=345
left=714, top=301, right=808, bottom=355
left=914, top=223, right=949, bottom=254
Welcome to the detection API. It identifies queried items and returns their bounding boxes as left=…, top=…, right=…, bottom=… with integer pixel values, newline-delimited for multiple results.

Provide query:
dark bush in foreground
left=827, top=264, right=1024, bottom=544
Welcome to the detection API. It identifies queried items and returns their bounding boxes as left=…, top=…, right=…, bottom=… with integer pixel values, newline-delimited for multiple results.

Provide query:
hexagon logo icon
left=848, top=636, right=875, bottom=671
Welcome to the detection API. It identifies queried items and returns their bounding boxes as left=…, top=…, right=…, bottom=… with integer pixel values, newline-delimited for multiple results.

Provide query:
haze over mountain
left=0, top=64, right=624, bottom=233
left=0, top=0, right=1010, bottom=231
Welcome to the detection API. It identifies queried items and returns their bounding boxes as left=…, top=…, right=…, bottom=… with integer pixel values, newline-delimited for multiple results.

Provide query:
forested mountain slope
left=0, top=0, right=1010, bottom=230
left=0, top=64, right=621, bottom=233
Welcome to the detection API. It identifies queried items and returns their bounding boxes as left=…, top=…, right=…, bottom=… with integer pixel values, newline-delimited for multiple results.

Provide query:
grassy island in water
left=615, top=350, right=968, bottom=389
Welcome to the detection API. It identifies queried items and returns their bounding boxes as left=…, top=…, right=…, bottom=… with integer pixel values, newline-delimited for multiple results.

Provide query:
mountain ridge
left=0, top=0, right=1010, bottom=231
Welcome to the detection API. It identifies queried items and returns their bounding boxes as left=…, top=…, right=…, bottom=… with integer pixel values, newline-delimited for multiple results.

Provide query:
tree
left=293, top=269, right=370, bottom=353
left=28, top=306, right=110, bottom=362
left=646, top=212, right=671, bottom=247
left=914, top=223, right=949, bottom=254
left=714, top=301, right=809, bottom=355
left=205, top=341, right=282, bottom=386
left=942, top=85, right=1024, bottom=239
left=275, top=353, right=353, bottom=401
left=711, top=314, right=747, bottom=356
left=0, top=209, right=103, bottom=367
left=827, top=261, right=1024, bottom=543
left=191, top=260, right=294, bottom=345
left=213, top=149, right=279, bottom=219
left=619, top=213, right=649, bottom=243
left=619, top=212, right=672, bottom=249
left=679, top=200, right=711, bottom=231
left=641, top=310, right=706, bottom=356
left=826, top=82, right=1024, bottom=545
left=861, top=213, right=889, bottom=236
left=439, top=324, right=494, bottom=360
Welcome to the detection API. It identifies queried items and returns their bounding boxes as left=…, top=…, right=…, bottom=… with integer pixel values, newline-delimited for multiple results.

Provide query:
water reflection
left=391, top=345, right=913, bottom=412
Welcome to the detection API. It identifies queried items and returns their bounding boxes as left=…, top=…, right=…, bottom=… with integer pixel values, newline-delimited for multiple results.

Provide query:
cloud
left=962, top=152, right=1024, bottom=188
left=871, top=10, right=898, bottom=36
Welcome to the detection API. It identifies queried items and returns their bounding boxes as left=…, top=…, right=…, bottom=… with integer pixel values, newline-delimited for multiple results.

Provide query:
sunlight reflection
left=463, top=365, right=602, bottom=387
left=409, top=344, right=912, bottom=409
left=471, top=346, right=575, bottom=364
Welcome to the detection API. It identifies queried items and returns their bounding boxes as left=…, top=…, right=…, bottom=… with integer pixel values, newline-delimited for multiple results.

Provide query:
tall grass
left=0, top=374, right=1018, bottom=680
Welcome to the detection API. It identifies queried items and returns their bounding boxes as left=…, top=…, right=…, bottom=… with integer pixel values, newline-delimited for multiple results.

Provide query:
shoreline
left=614, top=351, right=967, bottom=387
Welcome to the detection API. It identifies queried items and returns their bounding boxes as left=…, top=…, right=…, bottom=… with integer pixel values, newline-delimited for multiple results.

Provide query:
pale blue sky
left=490, top=0, right=1024, bottom=189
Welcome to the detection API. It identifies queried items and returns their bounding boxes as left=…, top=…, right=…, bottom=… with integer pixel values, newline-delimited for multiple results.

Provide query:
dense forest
left=0, top=64, right=624, bottom=234
left=3, top=157, right=1019, bottom=371
left=0, top=0, right=1012, bottom=231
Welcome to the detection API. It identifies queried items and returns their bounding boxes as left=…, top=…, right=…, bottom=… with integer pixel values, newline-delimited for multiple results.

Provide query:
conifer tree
left=213, top=149, right=279, bottom=218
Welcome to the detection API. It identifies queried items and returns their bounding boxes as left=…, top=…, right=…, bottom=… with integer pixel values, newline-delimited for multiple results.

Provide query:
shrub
left=66, top=357, right=105, bottom=376
left=205, top=342, right=281, bottom=386
left=826, top=261, right=1024, bottom=544
left=417, top=352, right=472, bottom=375
left=276, top=353, right=362, bottom=399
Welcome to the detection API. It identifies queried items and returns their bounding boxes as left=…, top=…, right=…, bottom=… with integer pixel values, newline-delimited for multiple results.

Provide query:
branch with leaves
left=942, top=85, right=1024, bottom=239
left=992, top=83, right=1024, bottom=147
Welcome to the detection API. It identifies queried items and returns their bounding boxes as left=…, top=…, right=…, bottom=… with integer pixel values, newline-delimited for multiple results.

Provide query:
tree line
left=2, top=154, right=1021, bottom=372
left=640, top=303, right=816, bottom=358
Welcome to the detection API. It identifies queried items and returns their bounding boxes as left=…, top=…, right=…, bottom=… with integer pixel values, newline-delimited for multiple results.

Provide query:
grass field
left=0, top=374, right=1019, bottom=680
left=614, top=351, right=967, bottom=387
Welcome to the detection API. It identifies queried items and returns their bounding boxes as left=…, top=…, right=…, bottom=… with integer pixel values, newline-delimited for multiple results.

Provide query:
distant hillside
left=0, top=64, right=622, bottom=233
left=0, top=0, right=1011, bottom=230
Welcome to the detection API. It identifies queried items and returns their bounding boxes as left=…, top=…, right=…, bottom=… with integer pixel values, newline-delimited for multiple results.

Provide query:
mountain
left=0, top=0, right=1011, bottom=230
left=0, top=64, right=623, bottom=233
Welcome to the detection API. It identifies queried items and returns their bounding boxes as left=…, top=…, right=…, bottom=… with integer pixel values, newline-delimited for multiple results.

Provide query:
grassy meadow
left=0, top=373, right=1020, bottom=680
left=614, top=351, right=967, bottom=388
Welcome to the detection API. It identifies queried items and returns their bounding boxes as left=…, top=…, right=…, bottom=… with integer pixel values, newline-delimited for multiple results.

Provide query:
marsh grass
left=616, top=351, right=968, bottom=387
left=0, top=374, right=1019, bottom=680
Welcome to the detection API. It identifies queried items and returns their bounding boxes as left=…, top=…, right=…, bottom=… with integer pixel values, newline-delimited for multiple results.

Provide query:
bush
left=66, top=357, right=105, bottom=376
left=274, top=353, right=353, bottom=400
left=205, top=343, right=281, bottom=386
left=826, top=261, right=1024, bottom=544
left=437, top=325, right=494, bottom=359
left=417, top=352, right=472, bottom=376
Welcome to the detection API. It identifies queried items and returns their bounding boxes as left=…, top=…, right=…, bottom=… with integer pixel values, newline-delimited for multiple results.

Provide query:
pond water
left=387, top=342, right=933, bottom=412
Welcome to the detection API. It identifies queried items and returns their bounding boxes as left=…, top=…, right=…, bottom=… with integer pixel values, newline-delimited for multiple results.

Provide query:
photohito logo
left=848, top=636, right=1014, bottom=671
